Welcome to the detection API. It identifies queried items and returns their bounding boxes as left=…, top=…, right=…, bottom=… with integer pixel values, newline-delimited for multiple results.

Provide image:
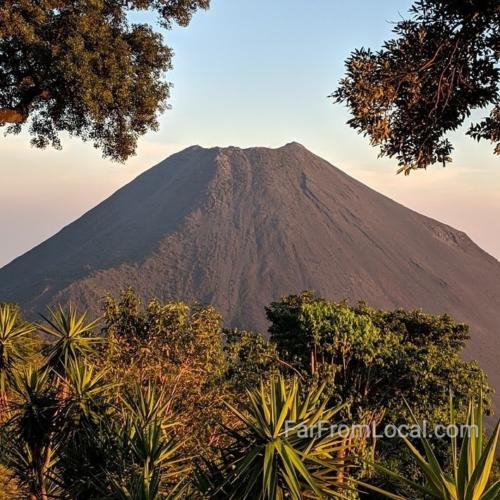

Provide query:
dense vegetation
left=0, top=289, right=498, bottom=499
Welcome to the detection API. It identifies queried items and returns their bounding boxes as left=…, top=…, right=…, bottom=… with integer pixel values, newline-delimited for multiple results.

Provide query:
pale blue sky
left=1, top=0, right=499, bottom=266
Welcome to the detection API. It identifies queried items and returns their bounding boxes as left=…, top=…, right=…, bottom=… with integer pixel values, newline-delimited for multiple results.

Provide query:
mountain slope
left=1, top=143, right=499, bottom=405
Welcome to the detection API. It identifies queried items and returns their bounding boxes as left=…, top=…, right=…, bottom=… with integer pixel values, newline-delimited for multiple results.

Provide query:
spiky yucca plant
left=108, top=419, right=187, bottom=500
left=60, top=359, right=116, bottom=429
left=121, top=383, right=172, bottom=427
left=100, top=384, right=188, bottom=500
left=4, top=360, right=115, bottom=499
left=200, top=375, right=354, bottom=499
left=0, top=304, right=36, bottom=414
left=5, top=367, right=61, bottom=500
left=39, top=304, right=101, bottom=376
left=372, top=394, right=500, bottom=500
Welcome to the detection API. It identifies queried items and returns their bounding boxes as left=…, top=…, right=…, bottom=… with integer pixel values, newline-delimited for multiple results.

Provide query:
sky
left=1, top=0, right=499, bottom=267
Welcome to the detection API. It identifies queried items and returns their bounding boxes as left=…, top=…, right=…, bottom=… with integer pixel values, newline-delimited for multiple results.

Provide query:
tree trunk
left=37, top=449, right=50, bottom=500
left=310, top=345, right=317, bottom=375
left=0, top=390, right=8, bottom=420
left=336, top=436, right=350, bottom=485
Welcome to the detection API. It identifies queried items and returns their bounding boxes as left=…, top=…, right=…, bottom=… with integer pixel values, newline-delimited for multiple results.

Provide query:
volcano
left=1, top=143, right=499, bottom=406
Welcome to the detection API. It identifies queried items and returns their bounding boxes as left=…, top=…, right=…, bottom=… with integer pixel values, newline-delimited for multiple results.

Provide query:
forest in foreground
left=0, top=289, right=498, bottom=499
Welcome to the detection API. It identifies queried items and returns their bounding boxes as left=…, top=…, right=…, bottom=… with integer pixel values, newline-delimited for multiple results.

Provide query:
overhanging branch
left=0, top=88, right=50, bottom=124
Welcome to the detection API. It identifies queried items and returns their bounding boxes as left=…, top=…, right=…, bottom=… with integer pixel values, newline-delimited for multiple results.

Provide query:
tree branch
left=0, top=88, right=50, bottom=124
left=0, top=107, right=26, bottom=123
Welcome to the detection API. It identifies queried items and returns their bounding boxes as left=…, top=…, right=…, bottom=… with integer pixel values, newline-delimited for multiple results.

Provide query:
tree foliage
left=101, top=288, right=227, bottom=456
left=266, top=291, right=492, bottom=493
left=266, top=292, right=490, bottom=425
left=333, top=0, right=499, bottom=174
left=0, top=0, right=209, bottom=161
left=223, top=328, right=281, bottom=391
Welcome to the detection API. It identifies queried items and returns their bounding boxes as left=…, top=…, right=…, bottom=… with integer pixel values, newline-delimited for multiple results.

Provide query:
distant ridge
left=1, top=143, right=499, bottom=408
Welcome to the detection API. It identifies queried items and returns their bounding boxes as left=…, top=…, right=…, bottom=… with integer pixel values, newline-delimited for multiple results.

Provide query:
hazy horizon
left=1, top=0, right=499, bottom=266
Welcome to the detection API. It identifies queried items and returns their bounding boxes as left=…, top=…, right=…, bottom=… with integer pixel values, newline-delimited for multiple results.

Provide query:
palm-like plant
left=6, top=361, right=119, bottom=498
left=373, top=395, right=500, bottom=500
left=5, top=366, right=61, bottom=500
left=5, top=440, right=62, bottom=500
left=39, top=304, right=101, bottom=375
left=201, top=376, right=353, bottom=499
left=109, top=419, right=188, bottom=500
left=121, top=383, right=171, bottom=427
left=62, top=359, right=115, bottom=423
left=0, top=304, right=36, bottom=413
left=36, top=360, right=117, bottom=498
left=97, top=384, right=188, bottom=500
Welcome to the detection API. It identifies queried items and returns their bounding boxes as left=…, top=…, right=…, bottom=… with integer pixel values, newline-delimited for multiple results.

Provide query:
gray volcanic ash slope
left=1, top=143, right=499, bottom=405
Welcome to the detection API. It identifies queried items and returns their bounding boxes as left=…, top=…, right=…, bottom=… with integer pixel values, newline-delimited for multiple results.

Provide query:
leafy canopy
left=266, top=292, right=493, bottom=495
left=266, top=292, right=490, bottom=425
left=333, top=0, right=499, bottom=174
left=101, top=288, right=226, bottom=457
left=0, top=0, right=209, bottom=161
